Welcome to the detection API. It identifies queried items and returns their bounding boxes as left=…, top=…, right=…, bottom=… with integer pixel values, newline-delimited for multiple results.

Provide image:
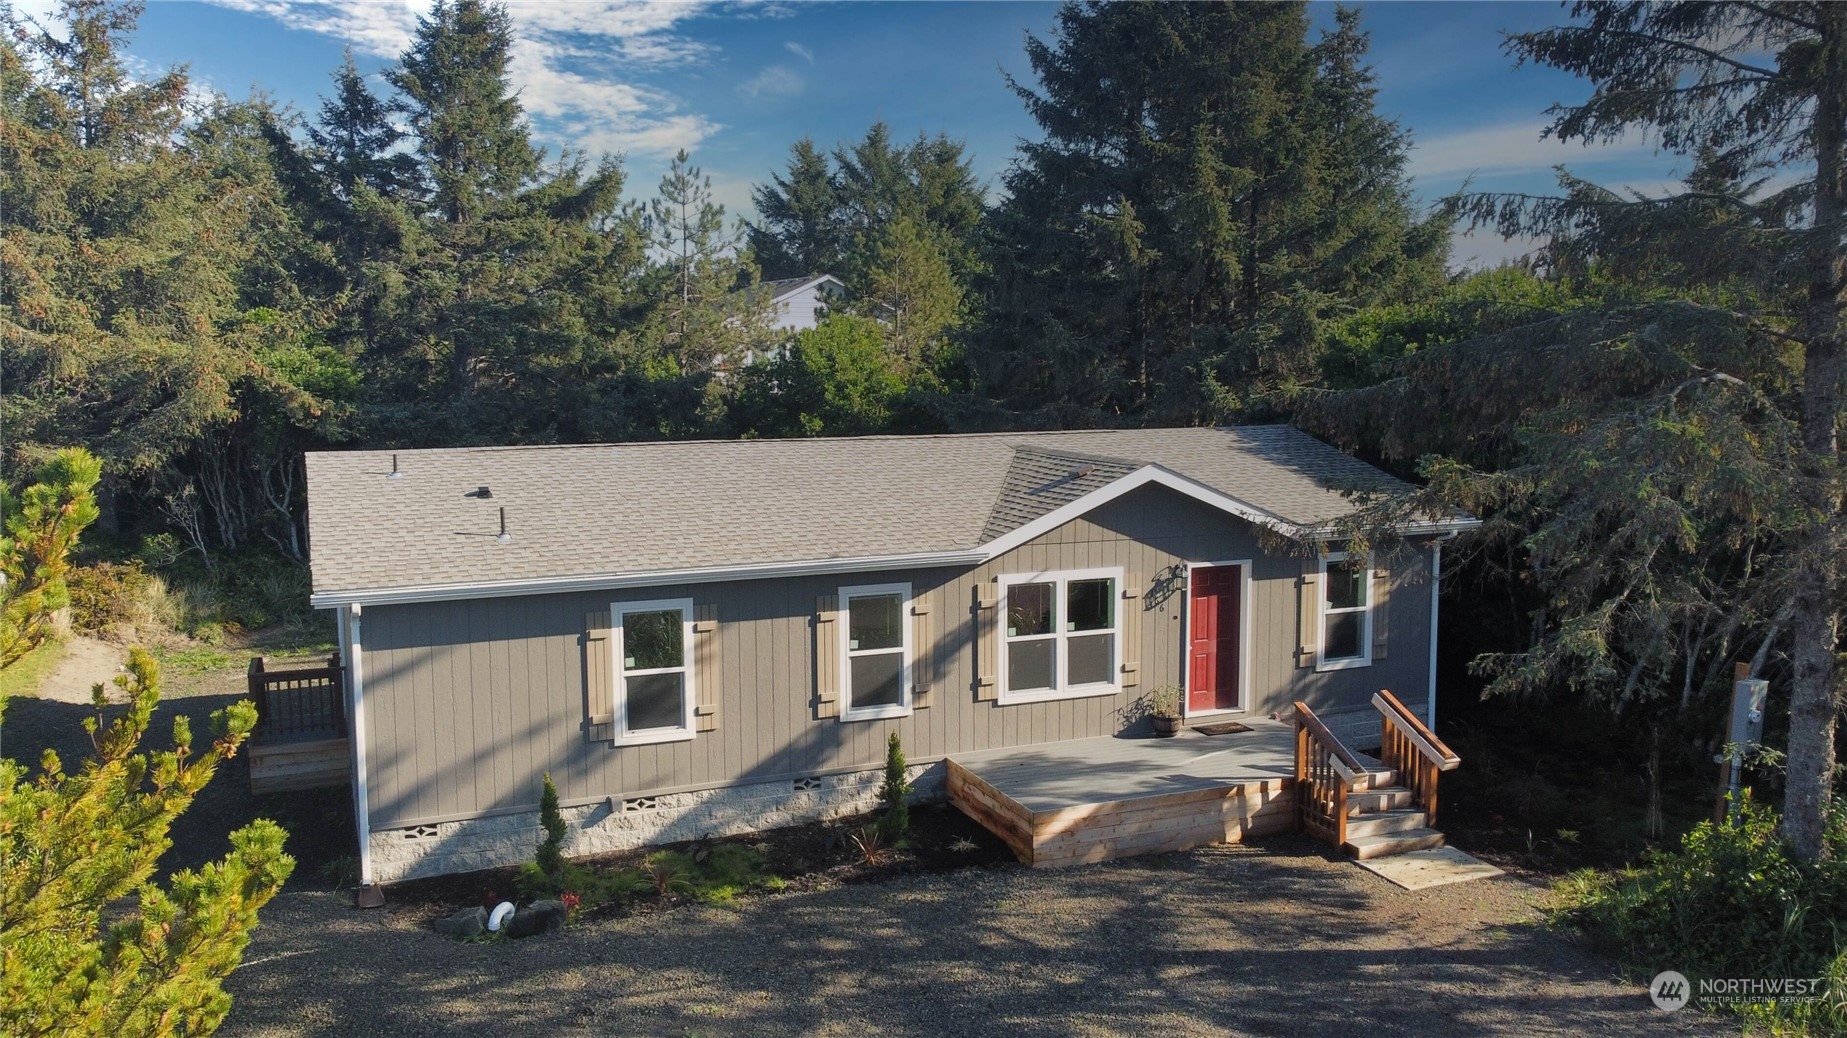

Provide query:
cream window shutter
left=814, top=595, right=841, bottom=719
left=584, top=607, right=615, bottom=742
left=1297, top=560, right=1320, bottom=669
left=911, top=601, right=934, bottom=708
left=974, top=582, right=1000, bottom=701
left=693, top=604, right=720, bottom=731
left=1120, top=572, right=1142, bottom=686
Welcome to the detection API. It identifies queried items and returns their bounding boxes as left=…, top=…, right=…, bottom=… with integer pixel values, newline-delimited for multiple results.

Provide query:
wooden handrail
left=1372, top=689, right=1460, bottom=771
left=1294, top=701, right=1367, bottom=774
left=1294, top=701, right=1363, bottom=849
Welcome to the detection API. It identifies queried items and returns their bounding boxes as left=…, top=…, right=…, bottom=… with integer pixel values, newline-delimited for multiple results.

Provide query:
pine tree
left=0, top=448, right=101, bottom=670
left=876, top=733, right=912, bottom=839
left=308, top=49, right=420, bottom=202
left=858, top=215, right=962, bottom=364
left=641, top=149, right=772, bottom=376
left=749, top=137, right=840, bottom=280
left=0, top=649, right=295, bottom=1035
left=387, top=0, right=536, bottom=227
left=1308, top=3, right=1845, bottom=861
left=979, top=1, right=1445, bottom=424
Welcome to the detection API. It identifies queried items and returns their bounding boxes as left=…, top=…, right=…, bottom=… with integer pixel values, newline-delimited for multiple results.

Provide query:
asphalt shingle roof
left=304, top=426, right=1418, bottom=599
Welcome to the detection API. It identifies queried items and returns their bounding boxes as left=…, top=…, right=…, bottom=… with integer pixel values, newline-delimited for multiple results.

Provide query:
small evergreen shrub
left=1551, top=796, right=1847, bottom=1032
left=535, top=773, right=568, bottom=879
left=876, top=733, right=912, bottom=839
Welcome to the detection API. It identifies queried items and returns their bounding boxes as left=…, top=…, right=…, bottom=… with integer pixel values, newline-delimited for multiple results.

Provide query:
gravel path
left=222, top=838, right=1725, bottom=1038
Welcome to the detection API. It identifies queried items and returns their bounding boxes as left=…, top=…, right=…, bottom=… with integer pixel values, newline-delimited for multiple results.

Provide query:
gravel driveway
left=222, top=837, right=1725, bottom=1038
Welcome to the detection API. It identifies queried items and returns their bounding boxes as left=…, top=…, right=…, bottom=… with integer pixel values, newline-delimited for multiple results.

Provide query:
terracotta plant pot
left=1151, top=714, right=1182, bottom=737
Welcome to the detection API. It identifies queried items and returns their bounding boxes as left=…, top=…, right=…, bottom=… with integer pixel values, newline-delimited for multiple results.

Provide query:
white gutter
left=310, top=548, right=987, bottom=609
left=346, top=604, right=374, bottom=889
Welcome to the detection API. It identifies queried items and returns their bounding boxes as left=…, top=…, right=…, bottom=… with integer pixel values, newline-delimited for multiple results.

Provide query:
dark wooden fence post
left=247, top=657, right=268, bottom=738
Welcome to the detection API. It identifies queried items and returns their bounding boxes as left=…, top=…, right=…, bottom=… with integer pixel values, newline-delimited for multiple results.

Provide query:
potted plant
left=1147, top=685, right=1183, bottom=737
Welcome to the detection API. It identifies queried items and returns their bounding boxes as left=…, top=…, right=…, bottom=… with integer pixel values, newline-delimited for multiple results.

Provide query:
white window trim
left=838, top=582, right=913, bottom=722
left=1316, top=552, right=1373, bottom=672
left=1181, top=560, right=1252, bottom=717
left=997, top=566, right=1125, bottom=705
left=611, top=597, right=697, bottom=745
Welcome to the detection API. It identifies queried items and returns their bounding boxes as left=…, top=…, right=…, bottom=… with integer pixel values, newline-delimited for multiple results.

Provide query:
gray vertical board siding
left=358, top=483, right=1435, bottom=828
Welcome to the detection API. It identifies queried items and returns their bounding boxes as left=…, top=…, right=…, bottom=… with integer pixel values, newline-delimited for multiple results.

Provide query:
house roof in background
left=305, top=426, right=1471, bottom=606
left=759, top=273, right=845, bottom=301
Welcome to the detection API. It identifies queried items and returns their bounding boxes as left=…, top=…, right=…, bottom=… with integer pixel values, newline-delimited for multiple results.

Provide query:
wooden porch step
left=1346, top=786, right=1414, bottom=814
left=248, top=736, right=350, bottom=794
left=1345, top=808, right=1429, bottom=840
left=1344, top=827, right=1446, bottom=860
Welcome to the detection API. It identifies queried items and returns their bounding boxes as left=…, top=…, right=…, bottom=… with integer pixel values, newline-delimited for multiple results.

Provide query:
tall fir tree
left=748, top=136, right=840, bottom=280
left=307, top=49, right=420, bottom=202
left=1306, top=3, right=1845, bottom=860
left=977, top=1, right=1445, bottom=426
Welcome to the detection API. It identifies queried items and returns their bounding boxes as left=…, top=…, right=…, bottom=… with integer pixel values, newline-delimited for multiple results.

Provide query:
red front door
left=1187, top=565, right=1242, bottom=714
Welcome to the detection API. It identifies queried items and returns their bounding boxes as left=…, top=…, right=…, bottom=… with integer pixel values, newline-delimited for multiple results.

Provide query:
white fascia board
left=308, top=548, right=984, bottom=609
left=976, top=464, right=1306, bottom=560
left=1299, top=516, right=1484, bottom=543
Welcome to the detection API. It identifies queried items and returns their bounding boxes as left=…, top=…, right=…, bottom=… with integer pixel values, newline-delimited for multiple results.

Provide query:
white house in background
left=760, top=273, right=847, bottom=333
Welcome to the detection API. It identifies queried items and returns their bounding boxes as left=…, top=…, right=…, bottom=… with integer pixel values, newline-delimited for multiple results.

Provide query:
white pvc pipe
left=348, top=604, right=374, bottom=888
left=1427, top=540, right=1443, bottom=727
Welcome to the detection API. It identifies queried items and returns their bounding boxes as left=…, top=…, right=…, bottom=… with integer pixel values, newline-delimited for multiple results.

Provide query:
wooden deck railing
left=1372, top=689, right=1461, bottom=826
left=1294, top=701, right=1363, bottom=848
left=249, top=655, right=347, bottom=743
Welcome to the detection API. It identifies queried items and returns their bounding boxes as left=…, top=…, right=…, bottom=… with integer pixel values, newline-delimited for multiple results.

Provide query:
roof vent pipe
left=387, top=454, right=403, bottom=480
left=496, top=507, right=512, bottom=544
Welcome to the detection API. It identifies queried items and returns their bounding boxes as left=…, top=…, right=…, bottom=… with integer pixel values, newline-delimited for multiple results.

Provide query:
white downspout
left=1427, top=538, right=1445, bottom=727
left=347, top=603, right=375, bottom=892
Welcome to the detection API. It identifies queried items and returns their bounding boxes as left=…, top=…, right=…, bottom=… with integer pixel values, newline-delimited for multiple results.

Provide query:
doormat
left=1191, top=721, right=1253, bottom=736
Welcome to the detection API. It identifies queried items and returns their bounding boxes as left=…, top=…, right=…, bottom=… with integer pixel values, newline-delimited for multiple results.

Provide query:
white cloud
left=738, top=65, right=804, bottom=100
left=1409, top=119, right=1660, bottom=182
left=202, top=0, right=724, bottom=160
left=785, top=40, right=813, bottom=64
left=207, top=0, right=423, bottom=57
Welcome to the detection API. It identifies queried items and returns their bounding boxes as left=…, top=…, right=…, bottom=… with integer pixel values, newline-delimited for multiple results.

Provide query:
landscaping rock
left=432, top=906, right=487, bottom=939
left=503, top=900, right=567, bottom=939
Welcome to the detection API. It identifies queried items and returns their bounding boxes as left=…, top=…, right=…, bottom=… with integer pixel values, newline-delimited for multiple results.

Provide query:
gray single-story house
left=303, top=426, right=1475, bottom=883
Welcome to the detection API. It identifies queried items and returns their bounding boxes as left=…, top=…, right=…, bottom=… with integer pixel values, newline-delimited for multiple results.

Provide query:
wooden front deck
left=246, top=655, right=352, bottom=794
left=947, top=722, right=1299, bottom=867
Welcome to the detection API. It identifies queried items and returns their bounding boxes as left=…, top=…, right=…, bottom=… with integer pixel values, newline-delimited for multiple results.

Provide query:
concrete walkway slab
left=1357, top=845, right=1505, bottom=890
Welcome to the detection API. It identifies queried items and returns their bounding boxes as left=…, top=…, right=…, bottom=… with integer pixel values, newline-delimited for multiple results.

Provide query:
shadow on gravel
left=1, top=693, right=355, bottom=885
left=220, top=834, right=1705, bottom=1038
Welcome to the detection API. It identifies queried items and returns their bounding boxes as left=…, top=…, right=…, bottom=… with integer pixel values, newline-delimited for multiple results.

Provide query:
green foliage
left=66, top=560, right=154, bottom=633
left=1305, top=2, right=1846, bottom=860
left=536, top=772, right=566, bottom=879
left=1, top=447, right=103, bottom=668
left=734, top=315, right=912, bottom=438
left=0, top=646, right=295, bottom=1037
left=876, top=733, right=912, bottom=840
left=979, top=1, right=1446, bottom=424
left=1552, top=798, right=1847, bottom=1031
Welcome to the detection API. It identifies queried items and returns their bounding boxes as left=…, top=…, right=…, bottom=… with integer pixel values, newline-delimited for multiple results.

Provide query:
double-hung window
left=1317, top=553, right=1372, bottom=671
left=998, top=568, right=1122, bottom=703
left=613, top=598, right=696, bottom=743
left=839, top=582, right=911, bottom=721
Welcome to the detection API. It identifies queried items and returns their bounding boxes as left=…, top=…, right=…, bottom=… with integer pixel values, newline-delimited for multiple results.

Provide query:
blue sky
left=26, top=1, right=1684, bottom=267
